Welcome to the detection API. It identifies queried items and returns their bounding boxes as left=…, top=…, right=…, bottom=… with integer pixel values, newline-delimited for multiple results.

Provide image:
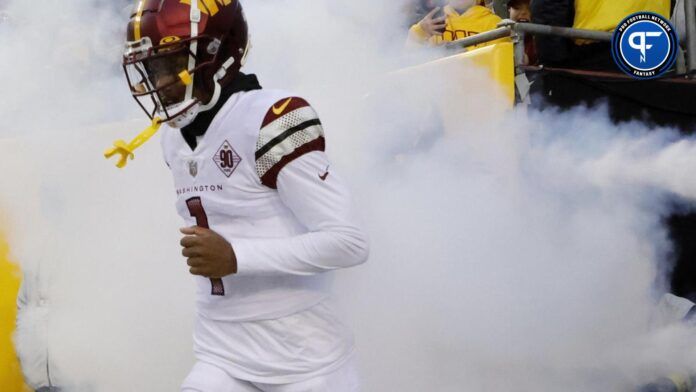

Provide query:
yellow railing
left=0, top=230, right=29, bottom=391
left=399, top=42, right=516, bottom=107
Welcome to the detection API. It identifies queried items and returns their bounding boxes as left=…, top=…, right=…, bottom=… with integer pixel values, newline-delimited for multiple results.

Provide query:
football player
left=122, top=1, right=369, bottom=391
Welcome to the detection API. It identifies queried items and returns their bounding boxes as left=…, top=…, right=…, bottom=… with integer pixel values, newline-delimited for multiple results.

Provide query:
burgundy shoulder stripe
left=260, top=137, right=326, bottom=189
left=262, top=97, right=310, bottom=128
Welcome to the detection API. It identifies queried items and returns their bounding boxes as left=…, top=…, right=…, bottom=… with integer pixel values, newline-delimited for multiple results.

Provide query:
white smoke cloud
left=0, top=0, right=138, bottom=135
left=2, top=0, right=696, bottom=391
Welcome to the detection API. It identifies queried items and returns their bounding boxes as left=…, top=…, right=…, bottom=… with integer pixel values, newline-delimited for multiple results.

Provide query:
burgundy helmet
left=123, top=0, right=250, bottom=128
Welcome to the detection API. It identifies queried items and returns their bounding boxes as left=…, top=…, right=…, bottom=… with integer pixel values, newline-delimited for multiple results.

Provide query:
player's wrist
left=229, top=245, right=238, bottom=275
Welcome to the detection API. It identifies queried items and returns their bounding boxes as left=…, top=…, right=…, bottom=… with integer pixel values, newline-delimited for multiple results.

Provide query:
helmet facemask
left=123, top=34, right=223, bottom=128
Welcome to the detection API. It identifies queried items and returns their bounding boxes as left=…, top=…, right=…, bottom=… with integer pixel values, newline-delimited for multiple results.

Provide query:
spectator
left=507, top=0, right=537, bottom=65
left=16, top=279, right=64, bottom=391
left=574, top=1, right=672, bottom=34
left=531, top=0, right=672, bottom=69
left=672, top=0, right=695, bottom=51
left=507, top=0, right=531, bottom=22
left=408, top=0, right=510, bottom=48
left=492, top=0, right=511, bottom=17
left=407, top=0, right=444, bottom=27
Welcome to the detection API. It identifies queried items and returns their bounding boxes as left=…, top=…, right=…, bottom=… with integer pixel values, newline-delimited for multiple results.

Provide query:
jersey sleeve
left=255, top=97, right=326, bottom=189
left=232, top=151, right=370, bottom=276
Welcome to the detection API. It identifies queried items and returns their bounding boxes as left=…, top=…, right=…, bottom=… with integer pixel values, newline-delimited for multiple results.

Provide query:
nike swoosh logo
left=319, top=165, right=330, bottom=181
left=272, top=98, right=293, bottom=116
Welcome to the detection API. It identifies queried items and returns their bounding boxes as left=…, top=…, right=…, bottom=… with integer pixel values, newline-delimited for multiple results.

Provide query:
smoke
left=335, top=107, right=696, bottom=391
left=2, top=0, right=696, bottom=391
left=0, top=0, right=137, bottom=134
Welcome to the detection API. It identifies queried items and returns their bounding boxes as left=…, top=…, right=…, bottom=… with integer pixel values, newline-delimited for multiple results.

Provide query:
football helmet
left=123, top=0, right=250, bottom=128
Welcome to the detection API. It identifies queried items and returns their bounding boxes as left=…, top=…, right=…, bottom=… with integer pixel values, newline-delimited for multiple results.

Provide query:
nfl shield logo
left=188, top=160, right=198, bottom=177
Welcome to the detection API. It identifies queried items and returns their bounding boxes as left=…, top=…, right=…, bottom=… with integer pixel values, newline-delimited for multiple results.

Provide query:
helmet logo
left=160, top=36, right=181, bottom=45
left=179, top=0, right=234, bottom=17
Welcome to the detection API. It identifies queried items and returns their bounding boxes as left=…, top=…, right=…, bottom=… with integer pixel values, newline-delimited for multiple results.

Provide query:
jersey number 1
left=186, top=197, right=225, bottom=296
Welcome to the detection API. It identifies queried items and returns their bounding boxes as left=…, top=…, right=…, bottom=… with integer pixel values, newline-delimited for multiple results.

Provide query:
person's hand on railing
left=418, top=7, right=447, bottom=38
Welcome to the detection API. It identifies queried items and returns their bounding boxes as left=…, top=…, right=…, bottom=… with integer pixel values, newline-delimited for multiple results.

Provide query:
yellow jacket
left=574, top=0, right=672, bottom=32
left=409, top=5, right=508, bottom=48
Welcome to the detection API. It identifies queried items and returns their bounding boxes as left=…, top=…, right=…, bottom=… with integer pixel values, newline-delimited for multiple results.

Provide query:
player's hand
left=180, top=226, right=238, bottom=278
left=418, top=7, right=446, bottom=37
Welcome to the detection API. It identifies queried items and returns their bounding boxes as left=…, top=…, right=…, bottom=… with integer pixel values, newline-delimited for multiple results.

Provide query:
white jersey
left=160, top=88, right=369, bottom=322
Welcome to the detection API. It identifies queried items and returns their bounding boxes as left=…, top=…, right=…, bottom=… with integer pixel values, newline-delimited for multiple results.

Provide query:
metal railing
left=443, top=26, right=513, bottom=50
left=686, top=0, right=696, bottom=75
left=443, top=21, right=613, bottom=48
left=511, top=21, right=614, bottom=42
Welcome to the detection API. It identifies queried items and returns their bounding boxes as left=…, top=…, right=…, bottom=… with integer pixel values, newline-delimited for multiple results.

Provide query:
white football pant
left=181, top=356, right=360, bottom=392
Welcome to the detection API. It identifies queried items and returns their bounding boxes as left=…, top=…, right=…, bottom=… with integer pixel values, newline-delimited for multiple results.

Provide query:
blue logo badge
left=611, top=12, right=678, bottom=79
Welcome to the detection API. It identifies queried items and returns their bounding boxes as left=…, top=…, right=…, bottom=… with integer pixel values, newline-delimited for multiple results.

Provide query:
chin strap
left=200, top=56, right=236, bottom=111
left=104, top=117, right=162, bottom=169
left=177, top=1, right=227, bottom=114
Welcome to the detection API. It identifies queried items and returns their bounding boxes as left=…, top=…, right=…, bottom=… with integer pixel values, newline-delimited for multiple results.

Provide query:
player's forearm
left=236, top=150, right=370, bottom=276
left=230, top=226, right=369, bottom=276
